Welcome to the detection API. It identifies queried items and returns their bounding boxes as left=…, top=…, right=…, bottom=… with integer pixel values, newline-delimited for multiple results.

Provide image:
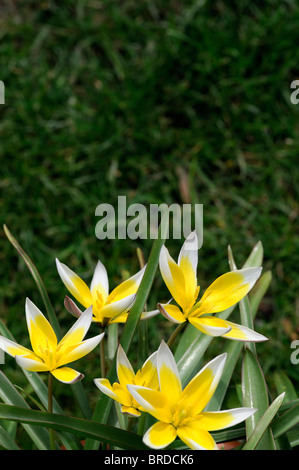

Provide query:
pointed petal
left=143, top=422, right=177, bottom=449
left=157, top=341, right=182, bottom=404
left=178, top=231, right=199, bottom=304
left=117, top=345, right=135, bottom=386
left=181, top=353, right=227, bottom=415
left=137, top=351, right=159, bottom=389
left=159, top=246, right=188, bottom=310
left=15, top=355, right=49, bottom=372
left=221, top=321, right=268, bottom=342
left=90, top=260, right=109, bottom=302
left=25, top=298, right=57, bottom=355
left=97, top=293, right=136, bottom=322
left=121, top=406, right=141, bottom=417
left=58, top=332, right=104, bottom=367
left=140, top=309, right=160, bottom=320
left=108, top=265, right=146, bottom=303
left=51, top=367, right=84, bottom=384
left=198, top=408, right=257, bottom=431
left=0, top=336, right=34, bottom=358
left=188, top=316, right=231, bottom=337
left=59, top=306, right=93, bottom=350
left=94, top=378, right=120, bottom=402
left=127, top=385, right=172, bottom=422
left=157, top=303, right=186, bottom=324
left=177, top=420, right=218, bottom=450
left=56, top=258, right=93, bottom=309
left=196, top=267, right=262, bottom=315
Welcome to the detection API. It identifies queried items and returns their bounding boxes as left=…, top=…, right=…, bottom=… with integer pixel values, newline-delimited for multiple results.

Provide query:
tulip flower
left=0, top=298, right=104, bottom=384
left=128, top=341, right=256, bottom=450
left=56, top=258, right=158, bottom=328
left=158, top=231, right=267, bottom=342
left=94, top=345, right=159, bottom=417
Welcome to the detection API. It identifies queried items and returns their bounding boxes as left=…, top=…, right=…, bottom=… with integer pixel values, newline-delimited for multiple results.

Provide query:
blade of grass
left=3, top=224, right=61, bottom=338
left=242, top=392, right=285, bottom=450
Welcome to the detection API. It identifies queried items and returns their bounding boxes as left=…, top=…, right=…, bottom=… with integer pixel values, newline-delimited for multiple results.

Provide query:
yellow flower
left=158, top=231, right=267, bottom=342
left=94, top=345, right=159, bottom=417
left=128, top=341, right=256, bottom=450
left=56, top=258, right=158, bottom=328
left=0, top=298, right=104, bottom=384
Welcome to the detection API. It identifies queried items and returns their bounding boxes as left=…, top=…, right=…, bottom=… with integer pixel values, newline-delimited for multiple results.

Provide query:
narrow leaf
left=242, top=348, right=276, bottom=449
left=0, top=404, right=148, bottom=450
left=242, top=392, right=285, bottom=450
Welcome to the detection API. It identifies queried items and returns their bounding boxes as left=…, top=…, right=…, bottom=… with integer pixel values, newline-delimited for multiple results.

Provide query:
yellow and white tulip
left=0, top=298, right=104, bottom=384
left=94, top=345, right=159, bottom=417
left=128, top=341, right=256, bottom=450
left=56, top=258, right=158, bottom=328
left=158, top=231, right=267, bottom=342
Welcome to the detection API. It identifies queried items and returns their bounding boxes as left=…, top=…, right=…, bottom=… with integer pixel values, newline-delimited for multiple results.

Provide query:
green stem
left=167, top=323, right=186, bottom=349
left=48, top=373, right=55, bottom=450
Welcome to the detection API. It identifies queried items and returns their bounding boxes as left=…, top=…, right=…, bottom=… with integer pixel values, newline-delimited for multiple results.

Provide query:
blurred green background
left=0, top=0, right=298, bottom=409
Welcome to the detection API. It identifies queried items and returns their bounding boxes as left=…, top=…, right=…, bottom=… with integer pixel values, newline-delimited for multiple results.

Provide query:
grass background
left=0, top=0, right=298, bottom=421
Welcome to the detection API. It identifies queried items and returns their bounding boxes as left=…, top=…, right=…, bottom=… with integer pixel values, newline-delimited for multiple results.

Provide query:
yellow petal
left=128, top=385, right=172, bottom=423
left=117, top=345, right=136, bottom=386
left=121, top=406, right=141, bottom=417
left=0, top=336, right=34, bottom=358
left=159, top=246, right=188, bottom=311
left=178, top=231, right=199, bottom=306
left=15, top=355, right=49, bottom=372
left=56, top=259, right=93, bottom=309
left=181, top=354, right=226, bottom=416
left=107, top=265, right=146, bottom=303
left=194, top=267, right=262, bottom=315
left=90, top=260, right=109, bottom=302
left=177, top=419, right=218, bottom=450
left=51, top=367, right=84, bottom=384
left=157, top=341, right=182, bottom=405
left=157, top=303, right=186, bottom=324
left=198, top=408, right=256, bottom=431
left=221, top=320, right=268, bottom=342
left=143, top=422, right=177, bottom=449
left=136, top=351, right=159, bottom=390
left=188, top=316, right=231, bottom=337
left=25, top=298, right=57, bottom=356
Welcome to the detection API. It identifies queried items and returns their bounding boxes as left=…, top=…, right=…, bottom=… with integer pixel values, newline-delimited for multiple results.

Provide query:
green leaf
left=274, top=371, right=297, bottom=403
left=242, top=392, right=285, bottom=450
left=0, top=404, right=148, bottom=450
left=272, top=402, right=299, bottom=439
left=0, top=371, right=52, bottom=450
left=242, top=348, right=276, bottom=449
left=0, top=423, right=20, bottom=450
